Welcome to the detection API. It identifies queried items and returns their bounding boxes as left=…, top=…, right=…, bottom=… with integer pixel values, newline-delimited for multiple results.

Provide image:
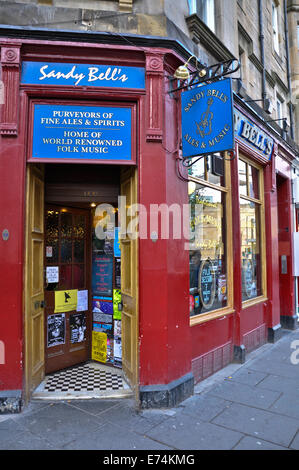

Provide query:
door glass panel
left=61, top=212, right=73, bottom=237
left=46, top=238, right=59, bottom=264
left=74, top=239, right=84, bottom=263
left=60, top=264, right=72, bottom=289
left=74, top=215, right=86, bottom=238
left=61, top=239, right=72, bottom=263
left=73, top=264, right=84, bottom=289
left=46, top=210, right=59, bottom=238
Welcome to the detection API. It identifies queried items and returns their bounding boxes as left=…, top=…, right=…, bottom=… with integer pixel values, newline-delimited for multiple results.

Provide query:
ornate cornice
left=185, top=14, right=235, bottom=62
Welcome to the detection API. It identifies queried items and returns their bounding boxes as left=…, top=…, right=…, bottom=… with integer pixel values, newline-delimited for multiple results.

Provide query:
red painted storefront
left=0, top=30, right=297, bottom=412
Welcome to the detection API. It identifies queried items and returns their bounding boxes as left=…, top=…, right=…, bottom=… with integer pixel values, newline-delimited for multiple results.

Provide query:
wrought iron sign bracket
left=169, top=58, right=240, bottom=96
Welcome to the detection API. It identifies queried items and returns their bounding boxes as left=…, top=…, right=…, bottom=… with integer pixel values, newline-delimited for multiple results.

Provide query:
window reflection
left=189, top=182, right=227, bottom=315
left=240, top=199, right=262, bottom=300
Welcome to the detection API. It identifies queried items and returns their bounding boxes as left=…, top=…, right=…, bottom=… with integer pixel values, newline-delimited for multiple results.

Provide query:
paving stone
left=233, top=436, right=287, bottom=450
left=257, top=375, right=299, bottom=394
left=145, top=413, right=243, bottom=450
left=209, top=380, right=280, bottom=409
left=248, top=358, right=299, bottom=379
left=228, top=369, right=267, bottom=386
left=63, top=422, right=173, bottom=450
left=12, top=402, right=106, bottom=447
left=93, top=400, right=169, bottom=433
left=176, top=393, right=231, bottom=422
left=212, top=402, right=299, bottom=447
left=66, top=399, right=122, bottom=416
left=1, top=431, right=55, bottom=450
left=269, top=393, right=299, bottom=419
left=290, top=431, right=299, bottom=450
left=0, top=418, right=31, bottom=449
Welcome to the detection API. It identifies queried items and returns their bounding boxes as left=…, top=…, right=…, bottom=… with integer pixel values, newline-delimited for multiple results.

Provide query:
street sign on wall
left=181, top=78, right=234, bottom=158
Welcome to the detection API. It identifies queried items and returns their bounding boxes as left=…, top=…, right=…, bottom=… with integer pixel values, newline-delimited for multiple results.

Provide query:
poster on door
left=70, top=312, right=86, bottom=344
left=47, top=313, right=65, bottom=348
left=54, top=289, right=78, bottom=313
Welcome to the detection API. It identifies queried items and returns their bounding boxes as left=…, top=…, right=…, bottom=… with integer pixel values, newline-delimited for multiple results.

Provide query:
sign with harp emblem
left=181, top=78, right=234, bottom=158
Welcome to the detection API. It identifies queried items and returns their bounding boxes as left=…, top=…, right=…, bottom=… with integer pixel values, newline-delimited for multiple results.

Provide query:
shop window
left=188, top=153, right=233, bottom=321
left=188, top=0, right=215, bottom=32
left=239, top=157, right=266, bottom=303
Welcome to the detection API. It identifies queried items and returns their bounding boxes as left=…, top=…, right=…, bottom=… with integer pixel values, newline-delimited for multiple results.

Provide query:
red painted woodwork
left=277, top=174, right=294, bottom=318
left=0, top=44, right=20, bottom=136
left=0, top=33, right=297, bottom=398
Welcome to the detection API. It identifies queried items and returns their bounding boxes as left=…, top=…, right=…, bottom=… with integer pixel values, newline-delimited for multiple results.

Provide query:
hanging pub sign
left=30, top=104, right=134, bottom=162
left=21, top=61, right=145, bottom=89
left=181, top=78, right=234, bottom=158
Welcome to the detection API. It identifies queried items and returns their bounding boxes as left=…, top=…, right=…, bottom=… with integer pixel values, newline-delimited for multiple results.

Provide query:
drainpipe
left=258, top=0, right=266, bottom=103
left=284, top=0, right=295, bottom=140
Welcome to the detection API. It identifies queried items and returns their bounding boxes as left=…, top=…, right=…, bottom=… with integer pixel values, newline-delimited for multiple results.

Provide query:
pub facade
left=0, top=27, right=297, bottom=412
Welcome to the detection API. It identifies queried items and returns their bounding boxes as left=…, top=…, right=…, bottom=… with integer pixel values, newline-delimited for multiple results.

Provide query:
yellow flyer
left=92, top=331, right=107, bottom=363
left=54, top=289, right=78, bottom=313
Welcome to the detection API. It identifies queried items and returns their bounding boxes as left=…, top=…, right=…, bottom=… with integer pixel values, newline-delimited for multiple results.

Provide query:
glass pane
left=206, top=154, right=225, bottom=187
left=46, top=210, right=59, bottom=238
left=189, top=183, right=227, bottom=315
left=45, top=239, right=59, bottom=264
left=240, top=199, right=262, bottom=300
left=188, top=156, right=205, bottom=180
left=61, top=212, right=72, bottom=237
left=74, top=239, right=84, bottom=263
left=61, top=239, right=72, bottom=263
left=74, top=214, right=86, bottom=238
left=248, top=164, right=259, bottom=199
left=73, top=264, right=85, bottom=289
left=239, top=160, right=247, bottom=196
left=60, top=264, right=72, bottom=290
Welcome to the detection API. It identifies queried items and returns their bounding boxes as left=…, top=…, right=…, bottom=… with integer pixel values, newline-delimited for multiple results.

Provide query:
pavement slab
left=209, top=379, right=281, bottom=410
left=144, top=413, right=243, bottom=450
left=212, top=402, right=299, bottom=448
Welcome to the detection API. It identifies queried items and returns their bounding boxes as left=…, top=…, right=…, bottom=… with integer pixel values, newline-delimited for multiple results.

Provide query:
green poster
left=113, top=289, right=122, bottom=320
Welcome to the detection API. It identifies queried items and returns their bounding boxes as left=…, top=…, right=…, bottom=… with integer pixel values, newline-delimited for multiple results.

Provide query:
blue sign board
left=234, top=108, right=274, bottom=161
left=21, top=61, right=145, bottom=89
left=181, top=78, right=234, bottom=158
left=31, top=104, right=132, bottom=161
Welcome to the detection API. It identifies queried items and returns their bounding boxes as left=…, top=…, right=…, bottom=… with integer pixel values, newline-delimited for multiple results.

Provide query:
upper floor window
left=188, top=0, right=215, bottom=32
left=272, top=1, right=280, bottom=54
left=276, top=96, right=283, bottom=122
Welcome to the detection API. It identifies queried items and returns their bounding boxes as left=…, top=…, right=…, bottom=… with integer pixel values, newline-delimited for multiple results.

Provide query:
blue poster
left=181, top=78, right=234, bottom=158
left=31, top=104, right=132, bottom=161
left=21, top=61, right=145, bottom=89
left=92, top=254, right=113, bottom=297
left=114, top=227, right=121, bottom=257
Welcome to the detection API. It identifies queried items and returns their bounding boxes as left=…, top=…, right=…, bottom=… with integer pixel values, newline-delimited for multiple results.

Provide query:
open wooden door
left=24, top=164, right=45, bottom=400
left=120, top=167, right=139, bottom=400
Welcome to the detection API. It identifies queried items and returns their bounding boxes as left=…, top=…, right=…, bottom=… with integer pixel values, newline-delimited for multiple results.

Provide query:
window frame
left=272, top=1, right=280, bottom=54
left=239, top=154, right=267, bottom=308
left=188, top=0, right=215, bottom=32
left=189, top=152, right=234, bottom=326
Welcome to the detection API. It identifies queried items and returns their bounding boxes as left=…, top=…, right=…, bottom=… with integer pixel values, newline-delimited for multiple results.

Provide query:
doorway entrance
left=44, top=205, right=91, bottom=374
left=24, top=163, right=139, bottom=402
